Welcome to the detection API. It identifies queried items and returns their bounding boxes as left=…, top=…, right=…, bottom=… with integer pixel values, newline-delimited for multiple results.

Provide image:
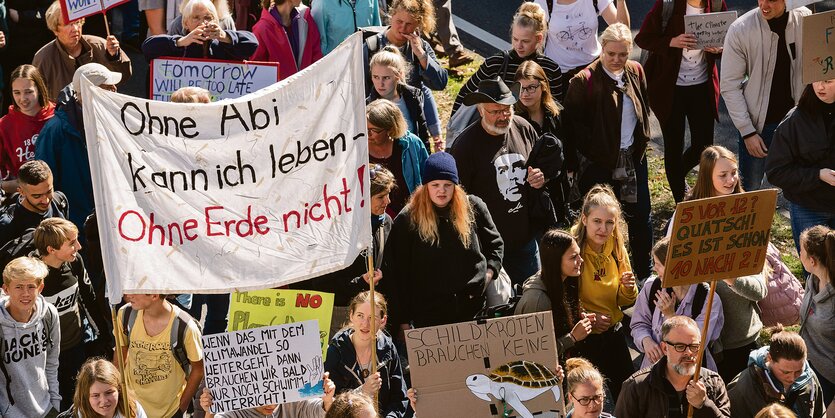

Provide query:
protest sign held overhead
left=684, top=11, right=737, bottom=49
left=801, top=10, right=835, bottom=84
left=663, top=189, right=778, bottom=288
left=228, top=289, right=335, bottom=356
left=60, top=0, right=129, bottom=23
left=405, top=312, right=564, bottom=418
left=203, top=320, right=324, bottom=414
left=81, top=33, right=372, bottom=300
left=150, top=58, right=280, bottom=101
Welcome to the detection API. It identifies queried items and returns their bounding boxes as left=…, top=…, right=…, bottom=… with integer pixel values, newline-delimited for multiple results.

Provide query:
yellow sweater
left=578, top=236, right=638, bottom=325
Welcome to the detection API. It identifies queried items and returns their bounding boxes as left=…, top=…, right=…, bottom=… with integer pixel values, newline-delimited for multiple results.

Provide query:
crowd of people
left=0, top=0, right=834, bottom=417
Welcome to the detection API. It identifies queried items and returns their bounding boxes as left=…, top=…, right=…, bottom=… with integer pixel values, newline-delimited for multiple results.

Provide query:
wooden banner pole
left=366, top=248, right=379, bottom=407
left=110, top=304, right=129, bottom=411
left=687, top=280, right=718, bottom=418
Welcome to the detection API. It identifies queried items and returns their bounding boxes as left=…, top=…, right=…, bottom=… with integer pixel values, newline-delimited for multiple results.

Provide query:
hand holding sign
left=362, top=372, right=383, bottom=396
left=105, top=35, right=120, bottom=57
left=670, top=33, right=698, bottom=49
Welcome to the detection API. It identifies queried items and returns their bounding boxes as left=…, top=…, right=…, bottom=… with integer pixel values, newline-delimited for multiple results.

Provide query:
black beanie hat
left=421, top=152, right=459, bottom=185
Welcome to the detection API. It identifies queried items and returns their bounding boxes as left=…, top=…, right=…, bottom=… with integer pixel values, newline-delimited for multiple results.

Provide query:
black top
left=765, top=12, right=794, bottom=125
left=450, top=116, right=537, bottom=250
left=370, top=142, right=408, bottom=218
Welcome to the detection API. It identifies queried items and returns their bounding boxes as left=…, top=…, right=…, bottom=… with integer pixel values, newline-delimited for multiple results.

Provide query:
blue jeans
left=789, top=202, right=835, bottom=254
left=503, top=237, right=541, bottom=285
left=738, top=123, right=779, bottom=191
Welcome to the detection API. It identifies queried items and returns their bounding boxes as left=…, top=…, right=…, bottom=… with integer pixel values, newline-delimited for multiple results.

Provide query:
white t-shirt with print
left=677, top=3, right=709, bottom=86
left=536, top=0, right=614, bottom=71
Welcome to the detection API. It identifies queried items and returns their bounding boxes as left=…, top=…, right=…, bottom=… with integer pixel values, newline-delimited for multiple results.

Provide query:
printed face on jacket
left=493, top=153, right=525, bottom=204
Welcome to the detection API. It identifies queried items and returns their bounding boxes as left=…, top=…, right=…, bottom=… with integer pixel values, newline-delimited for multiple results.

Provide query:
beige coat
left=720, top=6, right=810, bottom=137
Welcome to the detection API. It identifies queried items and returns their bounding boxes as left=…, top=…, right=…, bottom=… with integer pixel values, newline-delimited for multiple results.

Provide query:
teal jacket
left=398, top=132, right=428, bottom=194
left=311, top=0, right=381, bottom=55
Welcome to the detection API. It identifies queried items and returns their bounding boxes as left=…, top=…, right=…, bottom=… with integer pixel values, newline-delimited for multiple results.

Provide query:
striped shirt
left=451, top=50, right=563, bottom=115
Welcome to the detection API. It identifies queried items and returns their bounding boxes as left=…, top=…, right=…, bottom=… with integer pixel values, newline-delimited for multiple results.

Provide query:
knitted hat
left=421, top=152, right=459, bottom=185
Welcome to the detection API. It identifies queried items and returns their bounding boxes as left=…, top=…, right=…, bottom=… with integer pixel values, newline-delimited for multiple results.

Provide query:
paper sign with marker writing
left=801, top=10, right=835, bottom=84
left=150, top=57, right=280, bottom=101
left=60, top=0, right=129, bottom=24
left=203, top=320, right=324, bottom=414
left=684, top=11, right=737, bottom=49
left=227, top=289, right=334, bottom=357
left=663, top=189, right=777, bottom=287
left=405, top=312, right=565, bottom=418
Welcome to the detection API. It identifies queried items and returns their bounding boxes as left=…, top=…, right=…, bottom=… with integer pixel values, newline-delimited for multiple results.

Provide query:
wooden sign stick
left=98, top=0, right=112, bottom=38
left=687, top=280, right=718, bottom=418
left=110, top=305, right=129, bottom=411
left=366, top=248, right=379, bottom=407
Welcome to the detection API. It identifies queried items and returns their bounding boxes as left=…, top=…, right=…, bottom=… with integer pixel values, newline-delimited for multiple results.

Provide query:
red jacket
left=251, top=6, right=323, bottom=80
left=0, top=103, right=55, bottom=177
left=634, top=0, right=726, bottom=125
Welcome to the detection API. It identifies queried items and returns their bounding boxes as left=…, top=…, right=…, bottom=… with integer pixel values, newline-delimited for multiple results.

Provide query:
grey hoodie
left=0, top=295, right=61, bottom=418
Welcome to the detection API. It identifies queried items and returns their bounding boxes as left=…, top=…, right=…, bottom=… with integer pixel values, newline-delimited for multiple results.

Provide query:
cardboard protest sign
left=83, top=33, right=372, bottom=300
left=684, top=11, right=737, bottom=49
left=787, top=0, right=820, bottom=9
left=663, top=189, right=778, bottom=288
left=60, top=0, right=129, bottom=24
left=801, top=10, right=835, bottom=84
left=150, top=58, right=280, bottom=101
left=228, top=289, right=335, bottom=356
left=405, top=312, right=565, bottom=418
left=203, top=320, right=324, bottom=414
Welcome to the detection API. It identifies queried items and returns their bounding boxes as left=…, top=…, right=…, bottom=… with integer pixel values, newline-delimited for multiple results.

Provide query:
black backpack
left=647, top=278, right=709, bottom=319
left=120, top=303, right=201, bottom=373
left=0, top=228, right=36, bottom=276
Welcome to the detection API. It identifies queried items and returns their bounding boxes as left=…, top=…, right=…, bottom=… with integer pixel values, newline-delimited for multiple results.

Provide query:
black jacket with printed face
left=766, top=105, right=835, bottom=214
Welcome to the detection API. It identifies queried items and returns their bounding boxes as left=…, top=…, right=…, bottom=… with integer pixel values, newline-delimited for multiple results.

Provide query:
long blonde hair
left=407, top=184, right=474, bottom=248
left=73, top=359, right=137, bottom=418
left=571, top=184, right=629, bottom=263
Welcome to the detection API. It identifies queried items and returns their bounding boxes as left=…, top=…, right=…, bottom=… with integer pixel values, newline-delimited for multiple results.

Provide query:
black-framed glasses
left=483, top=107, right=512, bottom=117
left=571, top=393, right=604, bottom=406
left=663, top=341, right=700, bottom=353
left=520, top=84, right=541, bottom=94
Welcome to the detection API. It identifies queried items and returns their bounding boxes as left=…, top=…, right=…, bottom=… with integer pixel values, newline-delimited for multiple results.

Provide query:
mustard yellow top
left=578, top=235, right=637, bottom=325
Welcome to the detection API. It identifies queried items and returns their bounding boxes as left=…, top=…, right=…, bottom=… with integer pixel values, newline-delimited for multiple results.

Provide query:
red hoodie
left=0, top=103, right=55, bottom=177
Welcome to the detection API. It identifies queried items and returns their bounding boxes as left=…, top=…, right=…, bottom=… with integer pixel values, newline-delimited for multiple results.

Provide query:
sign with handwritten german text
left=405, top=312, right=565, bottom=418
left=802, top=10, right=835, bottom=84
left=684, top=11, right=737, bottom=49
left=203, top=320, right=324, bottom=414
left=663, top=189, right=777, bottom=287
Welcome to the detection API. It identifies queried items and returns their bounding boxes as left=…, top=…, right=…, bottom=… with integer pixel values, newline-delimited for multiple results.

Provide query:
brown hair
left=801, top=225, right=835, bottom=283
left=72, top=358, right=137, bottom=418
left=653, top=236, right=670, bottom=264
left=565, top=357, right=605, bottom=393
left=325, top=392, right=378, bottom=418
left=765, top=324, right=806, bottom=362
left=688, top=146, right=742, bottom=200
left=388, top=0, right=436, bottom=33
left=10, top=65, right=51, bottom=108
left=407, top=184, right=474, bottom=248
left=570, top=184, right=629, bottom=266
left=539, top=229, right=580, bottom=337
left=18, top=160, right=53, bottom=186
left=34, top=217, right=78, bottom=256
left=514, top=60, right=560, bottom=116
left=367, top=99, right=408, bottom=140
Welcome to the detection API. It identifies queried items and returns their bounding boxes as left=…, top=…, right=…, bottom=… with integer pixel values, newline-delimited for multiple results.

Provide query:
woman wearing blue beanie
left=383, top=152, right=504, bottom=329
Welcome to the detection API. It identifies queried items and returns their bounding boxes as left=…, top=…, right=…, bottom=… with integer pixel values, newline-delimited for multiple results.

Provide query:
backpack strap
left=122, top=305, right=138, bottom=346
left=691, top=283, right=709, bottom=318
left=546, top=0, right=554, bottom=20
left=591, top=0, right=600, bottom=15
left=170, top=305, right=194, bottom=373
left=710, top=0, right=722, bottom=12
left=500, top=51, right=510, bottom=82
left=648, top=278, right=663, bottom=316
left=0, top=320, right=12, bottom=406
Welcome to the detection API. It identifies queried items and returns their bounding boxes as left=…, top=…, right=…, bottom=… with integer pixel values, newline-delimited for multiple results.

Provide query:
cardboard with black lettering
left=663, top=189, right=778, bottom=287
left=405, top=312, right=565, bottom=418
left=801, top=10, right=835, bottom=84
left=203, top=319, right=325, bottom=414
left=150, top=57, right=280, bottom=101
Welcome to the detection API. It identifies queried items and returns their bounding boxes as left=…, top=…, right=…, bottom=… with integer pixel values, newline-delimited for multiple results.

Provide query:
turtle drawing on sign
left=466, top=360, right=561, bottom=418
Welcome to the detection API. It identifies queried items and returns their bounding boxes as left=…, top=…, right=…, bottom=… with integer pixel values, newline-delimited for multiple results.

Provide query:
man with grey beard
left=450, top=78, right=545, bottom=285
left=614, top=316, right=730, bottom=418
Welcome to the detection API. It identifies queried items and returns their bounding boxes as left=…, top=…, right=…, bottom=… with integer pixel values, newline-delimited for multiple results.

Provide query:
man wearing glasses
left=614, top=315, right=730, bottom=417
left=450, top=78, right=546, bottom=285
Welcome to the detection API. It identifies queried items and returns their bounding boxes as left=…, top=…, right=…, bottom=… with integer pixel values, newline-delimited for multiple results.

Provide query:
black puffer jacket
left=767, top=105, right=835, bottom=214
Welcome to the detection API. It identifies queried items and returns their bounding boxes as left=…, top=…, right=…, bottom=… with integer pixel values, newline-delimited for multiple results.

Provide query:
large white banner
left=82, top=34, right=371, bottom=300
